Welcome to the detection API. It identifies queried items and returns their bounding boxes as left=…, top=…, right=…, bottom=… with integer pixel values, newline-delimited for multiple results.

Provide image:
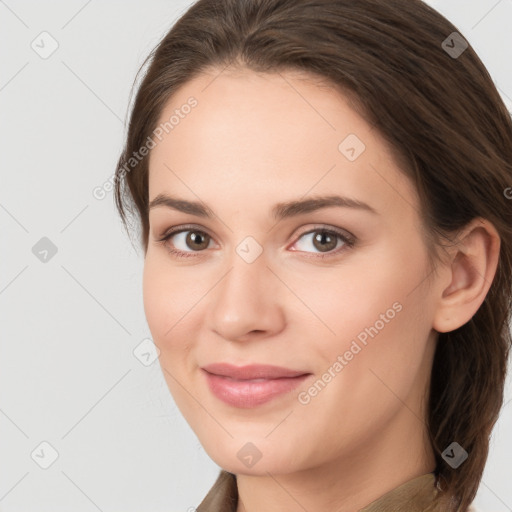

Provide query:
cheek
left=293, top=256, right=409, bottom=357
left=142, top=256, right=199, bottom=411
left=142, top=254, right=193, bottom=355
left=308, top=267, right=432, bottom=413
left=142, top=256, right=170, bottom=339
left=302, top=240, right=433, bottom=399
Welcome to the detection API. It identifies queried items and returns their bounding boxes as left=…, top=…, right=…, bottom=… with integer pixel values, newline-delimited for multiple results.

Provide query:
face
left=143, top=67, right=440, bottom=477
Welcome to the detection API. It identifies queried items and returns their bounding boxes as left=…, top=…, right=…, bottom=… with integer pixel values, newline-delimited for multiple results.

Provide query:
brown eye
left=291, top=227, right=355, bottom=258
left=312, top=231, right=338, bottom=252
left=184, top=231, right=210, bottom=251
left=157, top=226, right=214, bottom=258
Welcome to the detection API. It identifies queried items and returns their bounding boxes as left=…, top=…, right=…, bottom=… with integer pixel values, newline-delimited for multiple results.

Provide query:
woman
left=114, top=0, right=512, bottom=510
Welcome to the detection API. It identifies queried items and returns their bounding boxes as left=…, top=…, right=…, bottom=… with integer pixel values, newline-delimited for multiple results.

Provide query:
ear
left=432, top=218, right=501, bottom=333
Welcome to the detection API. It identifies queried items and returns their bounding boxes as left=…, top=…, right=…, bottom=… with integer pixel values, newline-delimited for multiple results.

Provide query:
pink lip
left=201, top=363, right=311, bottom=408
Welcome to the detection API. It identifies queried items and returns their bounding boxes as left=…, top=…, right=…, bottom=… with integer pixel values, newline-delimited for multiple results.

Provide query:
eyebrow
left=148, top=193, right=378, bottom=220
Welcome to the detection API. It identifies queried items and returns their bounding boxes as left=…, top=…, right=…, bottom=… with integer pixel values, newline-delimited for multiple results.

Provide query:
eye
left=290, top=226, right=355, bottom=258
left=156, top=224, right=214, bottom=258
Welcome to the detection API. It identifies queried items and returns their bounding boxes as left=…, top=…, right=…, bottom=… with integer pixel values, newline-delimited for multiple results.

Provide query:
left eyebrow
left=148, top=193, right=379, bottom=220
left=271, top=194, right=378, bottom=220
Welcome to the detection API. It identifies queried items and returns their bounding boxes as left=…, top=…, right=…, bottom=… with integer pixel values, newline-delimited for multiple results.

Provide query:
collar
left=197, top=470, right=446, bottom=512
left=361, top=473, right=443, bottom=512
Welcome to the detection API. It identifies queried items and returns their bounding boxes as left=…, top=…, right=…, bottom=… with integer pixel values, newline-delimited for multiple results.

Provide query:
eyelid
left=292, top=224, right=355, bottom=243
left=157, top=223, right=354, bottom=242
left=157, top=223, right=213, bottom=241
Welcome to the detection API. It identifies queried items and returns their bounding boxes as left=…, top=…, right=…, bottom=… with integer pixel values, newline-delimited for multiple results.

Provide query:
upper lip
left=202, top=363, right=309, bottom=380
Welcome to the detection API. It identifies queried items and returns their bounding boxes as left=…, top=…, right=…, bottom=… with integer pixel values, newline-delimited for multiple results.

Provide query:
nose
left=206, top=250, right=286, bottom=342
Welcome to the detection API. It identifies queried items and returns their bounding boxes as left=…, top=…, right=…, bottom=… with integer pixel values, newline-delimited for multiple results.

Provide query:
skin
left=143, top=67, right=500, bottom=511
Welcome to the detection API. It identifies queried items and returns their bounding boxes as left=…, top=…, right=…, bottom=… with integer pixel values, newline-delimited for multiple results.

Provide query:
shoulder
left=466, top=505, right=479, bottom=512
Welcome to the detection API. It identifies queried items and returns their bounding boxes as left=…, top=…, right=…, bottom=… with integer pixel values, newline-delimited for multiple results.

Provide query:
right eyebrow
left=148, top=194, right=215, bottom=218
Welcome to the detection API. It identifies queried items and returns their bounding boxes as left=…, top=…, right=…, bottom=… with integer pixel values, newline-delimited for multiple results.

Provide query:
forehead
left=152, top=67, right=371, bottom=156
left=147, top=67, right=419, bottom=223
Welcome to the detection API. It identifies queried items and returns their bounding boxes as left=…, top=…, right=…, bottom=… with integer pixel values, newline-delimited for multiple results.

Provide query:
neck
left=235, top=407, right=436, bottom=512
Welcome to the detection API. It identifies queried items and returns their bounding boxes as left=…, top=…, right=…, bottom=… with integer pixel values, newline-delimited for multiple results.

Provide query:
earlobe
left=432, top=218, right=500, bottom=334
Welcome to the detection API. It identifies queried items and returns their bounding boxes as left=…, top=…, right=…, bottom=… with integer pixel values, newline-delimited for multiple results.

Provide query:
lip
left=201, top=363, right=311, bottom=408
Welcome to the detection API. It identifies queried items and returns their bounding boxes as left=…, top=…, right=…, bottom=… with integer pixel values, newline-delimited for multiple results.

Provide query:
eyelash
left=155, top=223, right=356, bottom=260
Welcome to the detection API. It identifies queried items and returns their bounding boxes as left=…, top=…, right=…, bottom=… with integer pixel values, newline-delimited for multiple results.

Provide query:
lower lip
left=203, top=370, right=310, bottom=408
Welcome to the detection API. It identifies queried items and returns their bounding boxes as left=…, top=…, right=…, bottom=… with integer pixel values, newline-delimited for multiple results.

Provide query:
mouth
left=201, top=363, right=312, bottom=408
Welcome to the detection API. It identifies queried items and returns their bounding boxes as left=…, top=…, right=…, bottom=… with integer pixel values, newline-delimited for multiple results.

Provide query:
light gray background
left=1, top=1, right=511, bottom=511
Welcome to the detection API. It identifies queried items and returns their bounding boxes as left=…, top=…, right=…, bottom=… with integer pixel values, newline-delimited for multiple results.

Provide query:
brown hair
left=114, top=0, right=512, bottom=510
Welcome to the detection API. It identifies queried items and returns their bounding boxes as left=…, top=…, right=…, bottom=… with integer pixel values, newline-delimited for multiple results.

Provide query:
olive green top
left=196, top=470, right=475, bottom=511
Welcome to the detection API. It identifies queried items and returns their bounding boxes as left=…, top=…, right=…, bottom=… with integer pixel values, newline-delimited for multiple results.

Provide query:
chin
left=200, top=436, right=304, bottom=476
